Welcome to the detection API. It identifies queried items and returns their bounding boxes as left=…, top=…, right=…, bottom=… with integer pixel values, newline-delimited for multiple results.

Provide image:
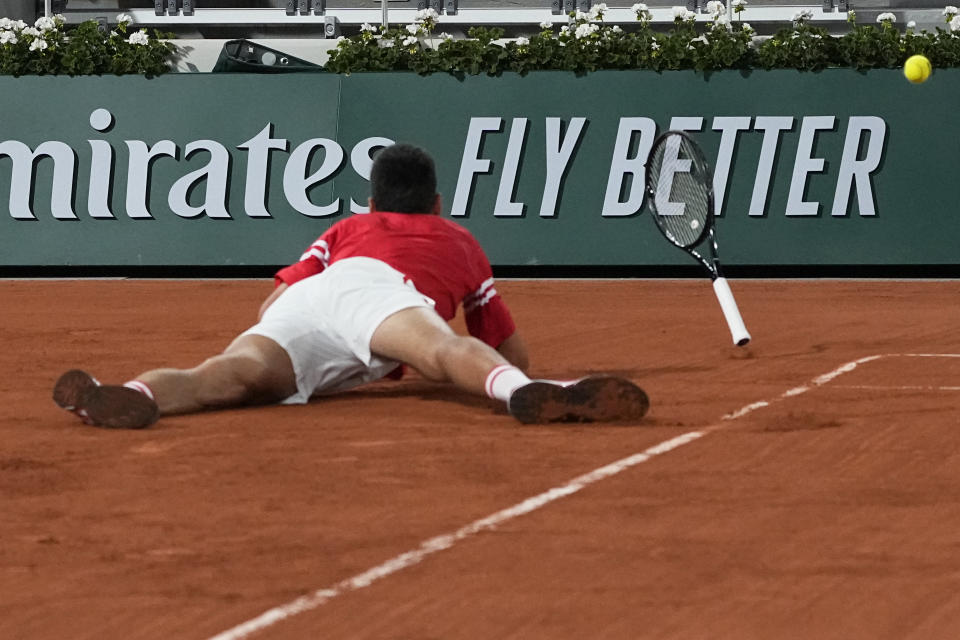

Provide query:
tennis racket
left=644, top=130, right=751, bottom=347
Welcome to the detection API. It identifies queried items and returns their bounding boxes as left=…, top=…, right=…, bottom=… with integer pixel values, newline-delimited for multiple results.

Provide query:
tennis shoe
left=53, top=369, right=159, bottom=429
left=53, top=369, right=100, bottom=411
left=508, top=375, right=649, bottom=424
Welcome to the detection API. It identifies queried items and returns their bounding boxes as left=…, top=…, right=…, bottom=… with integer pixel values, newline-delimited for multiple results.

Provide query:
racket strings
left=648, top=136, right=711, bottom=248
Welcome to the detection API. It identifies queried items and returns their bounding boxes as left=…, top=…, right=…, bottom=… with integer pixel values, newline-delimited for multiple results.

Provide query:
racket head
left=644, top=130, right=715, bottom=250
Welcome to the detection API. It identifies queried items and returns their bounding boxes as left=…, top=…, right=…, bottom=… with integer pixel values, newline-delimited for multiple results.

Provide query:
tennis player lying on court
left=53, top=143, right=648, bottom=429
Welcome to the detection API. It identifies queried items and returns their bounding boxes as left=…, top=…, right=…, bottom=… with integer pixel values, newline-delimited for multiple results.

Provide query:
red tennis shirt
left=275, top=211, right=516, bottom=349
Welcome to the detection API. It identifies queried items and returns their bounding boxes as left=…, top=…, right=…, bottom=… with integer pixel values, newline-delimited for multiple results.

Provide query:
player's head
left=369, top=143, right=439, bottom=214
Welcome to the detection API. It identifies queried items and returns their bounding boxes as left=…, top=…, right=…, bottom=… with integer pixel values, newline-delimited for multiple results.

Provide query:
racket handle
left=712, top=277, right=751, bottom=347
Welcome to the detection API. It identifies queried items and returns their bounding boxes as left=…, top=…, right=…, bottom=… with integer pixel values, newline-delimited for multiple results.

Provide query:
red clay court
left=2, top=278, right=959, bottom=639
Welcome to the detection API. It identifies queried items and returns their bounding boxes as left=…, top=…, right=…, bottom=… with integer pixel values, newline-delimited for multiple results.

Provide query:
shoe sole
left=509, top=376, right=650, bottom=424
left=53, top=369, right=100, bottom=410
left=53, top=369, right=159, bottom=429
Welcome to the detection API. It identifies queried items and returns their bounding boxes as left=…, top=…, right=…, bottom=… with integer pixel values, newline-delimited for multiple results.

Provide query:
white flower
left=611, top=25, right=622, bottom=32
left=631, top=2, right=648, bottom=13
left=116, top=13, right=134, bottom=25
left=416, top=7, right=439, bottom=21
left=951, top=14, right=960, bottom=30
left=539, top=20, right=552, bottom=29
left=440, top=32, right=453, bottom=40
left=0, top=30, right=18, bottom=45
left=706, top=1, right=725, bottom=16
left=944, top=5, right=959, bottom=18
left=671, top=6, right=688, bottom=18
left=632, top=3, right=652, bottom=22
left=731, top=0, right=746, bottom=10
left=574, top=22, right=598, bottom=38
left=574, top=10, right=590, bottom=22
left=713, top=14, right=730, bottom=27
left=405, top=23, right=420, bottom=35
left=110, top=30, right=119, bottom=37
left=0, top=18, right=12, bottom=30
left=14, top=20, right=28, bottom=31
left=793, top=8, right=813, bottom=22
left=559, top=25, right=570, bottom=35
left=741, top=21, right=753, bottom=31
left=360, top=22, right=376, bottom=32
left=650, top=40, right=660, bottom=50
left=402, top=35, right=418, bottom=46
left=876, top=12, right=896, bottom=23
left=516, top=36, right=530, bottom=46
left=907, top=20, right=916, bottom=28
left=128, top=29, right=150, bottom=45
left=21, top=26, right=40, bottom=37
left=29, top=37, right=48, bottom=51
left=588, top=3, right=608, bottom=20
left=34, top=16, right=56, bottom=32
left=572, top=23, right=587, bottom=39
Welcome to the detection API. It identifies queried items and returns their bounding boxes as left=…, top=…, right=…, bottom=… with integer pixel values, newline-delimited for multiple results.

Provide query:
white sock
left=123, top=380, right=155, bottom=401
left=484, top=365, right=532, bottom=403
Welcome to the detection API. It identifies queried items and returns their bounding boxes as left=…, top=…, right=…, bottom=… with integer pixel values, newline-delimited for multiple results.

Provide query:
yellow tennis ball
left=903, top=55, right=932, bottom=84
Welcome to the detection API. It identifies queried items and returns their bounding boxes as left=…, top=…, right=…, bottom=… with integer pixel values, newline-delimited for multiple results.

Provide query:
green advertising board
left=0, top=70, right=956, bottom=271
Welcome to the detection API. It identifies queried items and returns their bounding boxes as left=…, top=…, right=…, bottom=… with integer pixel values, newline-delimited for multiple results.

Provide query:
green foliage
left=925, top=30, right=960, bottom=66
left=324, top=7, right=960, bottom=77
left=7, top=8, right=960, bottom=78
left=425, top=27, right=511, bottom=75
left=0, top=15, right=175, bottom=77
left=693, top=23, right=756, bottom=70
left=835, top=21, right=905, bottom=68
left=754, top=21, right=836, bottom=70
left=325, top=24, right=511, bottom=75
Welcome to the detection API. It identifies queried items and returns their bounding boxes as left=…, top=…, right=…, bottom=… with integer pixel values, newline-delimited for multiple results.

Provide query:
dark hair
left=370, top=143, right=438, bottom=214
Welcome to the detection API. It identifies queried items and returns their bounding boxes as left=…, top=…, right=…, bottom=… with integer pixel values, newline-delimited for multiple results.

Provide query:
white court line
left=207, top=352, right=960, bottom=640
left=832, top=385, right=960, bottom=391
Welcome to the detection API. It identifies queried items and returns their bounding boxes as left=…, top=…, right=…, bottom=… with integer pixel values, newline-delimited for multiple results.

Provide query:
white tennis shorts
left=241, top=256, right=436, bottom=404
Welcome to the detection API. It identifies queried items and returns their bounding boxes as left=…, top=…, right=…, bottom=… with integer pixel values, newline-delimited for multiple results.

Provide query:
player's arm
left=464, top=277, right=527, bottom=371
left=258, top=283, right=288, bottom=321
left=496, top=331, right=529, bottom=372
left=461, top=234, right=529, bottom=371
left=259, top=232, right=335, bottom=320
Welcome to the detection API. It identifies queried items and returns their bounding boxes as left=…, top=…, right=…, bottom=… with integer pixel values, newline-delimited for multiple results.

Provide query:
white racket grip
left=712, top=277, right=751, bottom=346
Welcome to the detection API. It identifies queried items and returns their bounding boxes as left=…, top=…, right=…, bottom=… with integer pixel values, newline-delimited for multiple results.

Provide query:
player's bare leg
left=134, top=334, right=297, bottom=414
left=53, top=334, right=297, bottom=428
left=369, top=306, right=509, bottom=393
left=369, top=307, right=649, bottom=423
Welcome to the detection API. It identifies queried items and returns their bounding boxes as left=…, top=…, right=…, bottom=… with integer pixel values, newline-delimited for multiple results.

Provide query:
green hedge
left=4, top=6, right=960, bottom=76
left=0, top=15, right=173, bottom=76
left=327, top=6, right=960, bottom=74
